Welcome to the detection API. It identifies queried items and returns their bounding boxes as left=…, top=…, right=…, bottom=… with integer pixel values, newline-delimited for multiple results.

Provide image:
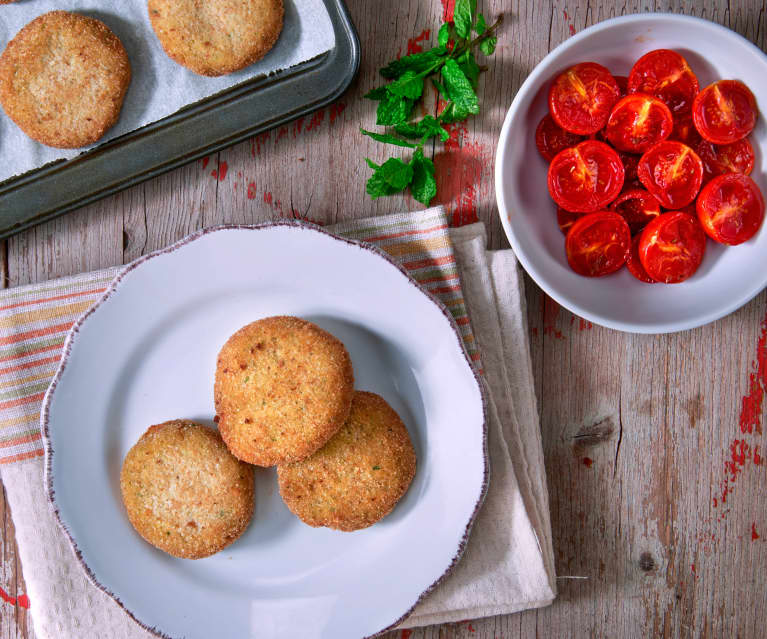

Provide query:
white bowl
left=495, top=14, right=767, bottom=333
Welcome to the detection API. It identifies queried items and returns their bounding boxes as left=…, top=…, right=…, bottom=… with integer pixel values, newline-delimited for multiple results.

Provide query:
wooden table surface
left=2, top=1, right=766, bottom=637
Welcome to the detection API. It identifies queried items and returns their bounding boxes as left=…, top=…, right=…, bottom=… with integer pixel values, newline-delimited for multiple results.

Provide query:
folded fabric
left=0, top=207, right=555, bottom=638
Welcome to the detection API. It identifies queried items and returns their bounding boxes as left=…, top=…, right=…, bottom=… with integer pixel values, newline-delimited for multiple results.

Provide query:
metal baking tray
left=0, top=0, right=359, bottom=238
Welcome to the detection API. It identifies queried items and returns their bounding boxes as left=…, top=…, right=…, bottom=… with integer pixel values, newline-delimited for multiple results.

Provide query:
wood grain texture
left=1, top=1, right=766, bottom=638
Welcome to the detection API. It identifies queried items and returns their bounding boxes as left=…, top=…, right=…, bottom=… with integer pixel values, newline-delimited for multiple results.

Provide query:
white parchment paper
left=0, top=0, right=335, bottom=184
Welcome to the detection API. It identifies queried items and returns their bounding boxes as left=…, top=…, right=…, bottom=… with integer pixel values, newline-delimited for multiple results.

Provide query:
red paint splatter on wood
left=201, top=156, right=209, bottom=170
left=753, top=523, right=761, bottom=541
left=306, top=110, right=326, bottom=132
left=247, top=182, right=257, bottom=199
left=329, top=102, right=347, bottom=125
left=441, top=0, right=455, bottom=22
left=276, top=126, right=289, bottom=144
left=0, top=586, right=29, bottom=608
left=563, top=10, right=569, bottom=19
left=569, top=24, right=576, bottom=36
left=400, top=631, right=413, bottom=639
left=292, top=117, right=305, bottom=138
left=407, top=29, right=431, bottom=54
left=531, top=326, right=539, bottom=337
left=583, top=457, right=593, bottom=468
left=211, top=161, right=228, bottom=181
left=542, top=294, right=564, bottom=339
left=579, top=318, right=593, bottom=330
left=740, top=314, right=767, bottom=435
left=434, top=122, right=489, bottom=226
left=712, top=310, right=767, bottom=513
left=252, top=132, right=271, bottom=156
left=691, top=563, right=695, bottom=573
left=468, top=623, right=476, bottom=633
left=263, top=191, right=273, bottom=205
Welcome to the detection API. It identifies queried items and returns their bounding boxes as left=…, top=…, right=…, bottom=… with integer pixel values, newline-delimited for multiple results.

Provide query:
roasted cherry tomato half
left=565, top=211, right=631, bottom=277
left=557, top=206, right=584, bottom=235
left=548, top=62, right=621, bottom=135
left=695, top=138, right=755, bottom=184
left=637, top=141, right=703, bottom=209
left=626, top=235, right=656, bottom=283
left=638, top=211, right=707, bottom=283
left=692, top=80, right=758, bottom=144
left=604, top=94, right=674, bottom=153
left=609, top=188, right=662, bottom=235
left=614, top=75, right=629, bottom=96
left=548, top=140, right=625, bottom=212
left=675, top=203, right=697, bottom=217
left=696, top=173, right=765, bottom=245
left=619, top=151, right=641, bottom=187
left=668, top=113, right=701, bottom=147
left=627, top=49, right=699, bottom=114
left=535, top=114, right=584, bottom=162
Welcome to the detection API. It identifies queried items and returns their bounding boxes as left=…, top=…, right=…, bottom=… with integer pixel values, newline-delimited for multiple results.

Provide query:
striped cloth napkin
left=0, top=207, right=555, bottom=638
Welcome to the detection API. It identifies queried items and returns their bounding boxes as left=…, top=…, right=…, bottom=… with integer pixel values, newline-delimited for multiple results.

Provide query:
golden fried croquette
left=277, top=391, right=417, bottom=532
left=120, top=420, right=254, bottom=559
left=214, top=316, right=354, bottom=467
left=0, top=11, right=131, bottom=148
left=147, top=0, right=284, bottom=77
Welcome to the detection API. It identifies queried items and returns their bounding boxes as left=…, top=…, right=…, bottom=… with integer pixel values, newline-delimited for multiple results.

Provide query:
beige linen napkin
left=0, top=207, right=555, bottom=638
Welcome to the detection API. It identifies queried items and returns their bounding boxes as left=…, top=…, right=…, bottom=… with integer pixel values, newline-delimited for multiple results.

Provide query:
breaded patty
left=0, top=11, right=131, bottom=148
left=215, top=316, right=354, bottom=467
left=147, top=0, right=284, bottom=77
left=120, top=420, right=255, bottom=559
left=277, top=391, right=417, bottom=532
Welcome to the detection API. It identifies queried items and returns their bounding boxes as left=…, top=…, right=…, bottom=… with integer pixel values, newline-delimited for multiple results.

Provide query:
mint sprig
left=362, top=5, right=501, bottom=206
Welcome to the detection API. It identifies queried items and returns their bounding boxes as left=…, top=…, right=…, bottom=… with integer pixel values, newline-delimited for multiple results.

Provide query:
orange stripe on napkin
left=0, top=322, right=74, bottom=346
left=0, top=392, right=46, bottom=410
left=0, top=356, right=61, bottom=377
left=0, top=288, right=106, bottom=313
left=1, top=449, right=44, bottom=463
left=0, top=301, right=93, bottom=331
left=363, top=224, right=449, bottom=243
left=0, top=431, right=41, bottom=449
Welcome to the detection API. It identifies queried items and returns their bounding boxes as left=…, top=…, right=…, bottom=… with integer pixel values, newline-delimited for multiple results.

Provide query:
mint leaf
left=453, top=0, right=473, bottom=38
left=379, top=157, right=414, bottom=189
left=458, top=51, right=480, bottom=89
left=432, top=77, right=449, bottom=101
left=388, top=71, right=424, bottom=100
left=376, top=93, right=413, bottom=126
left=395, top=116, right=450, bottom=142
left=361, top=129, right=418, bottom=148
left=439, top=103, right=462, bottom=124
left=365, top=158, right=413, bottom=198
left=364, top=86, right=388, bottom=100
left=410, top=150, right=437, bottom=205
left=441, top=59, right=479, bottom=119
left=438, top=23, right=450, bottom=47
left=380, top=47, right=447, bottom=79
left=480, top=36, right=497, bottom=56
left=475, top=13, right=487, bottom=35
left=366, top=171, right=398, bottom=199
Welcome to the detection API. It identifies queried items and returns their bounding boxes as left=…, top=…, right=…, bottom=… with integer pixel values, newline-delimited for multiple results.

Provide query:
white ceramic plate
left=42, top=223, right=487, bottom=639
left=496, top=14, right=767, bottom=333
